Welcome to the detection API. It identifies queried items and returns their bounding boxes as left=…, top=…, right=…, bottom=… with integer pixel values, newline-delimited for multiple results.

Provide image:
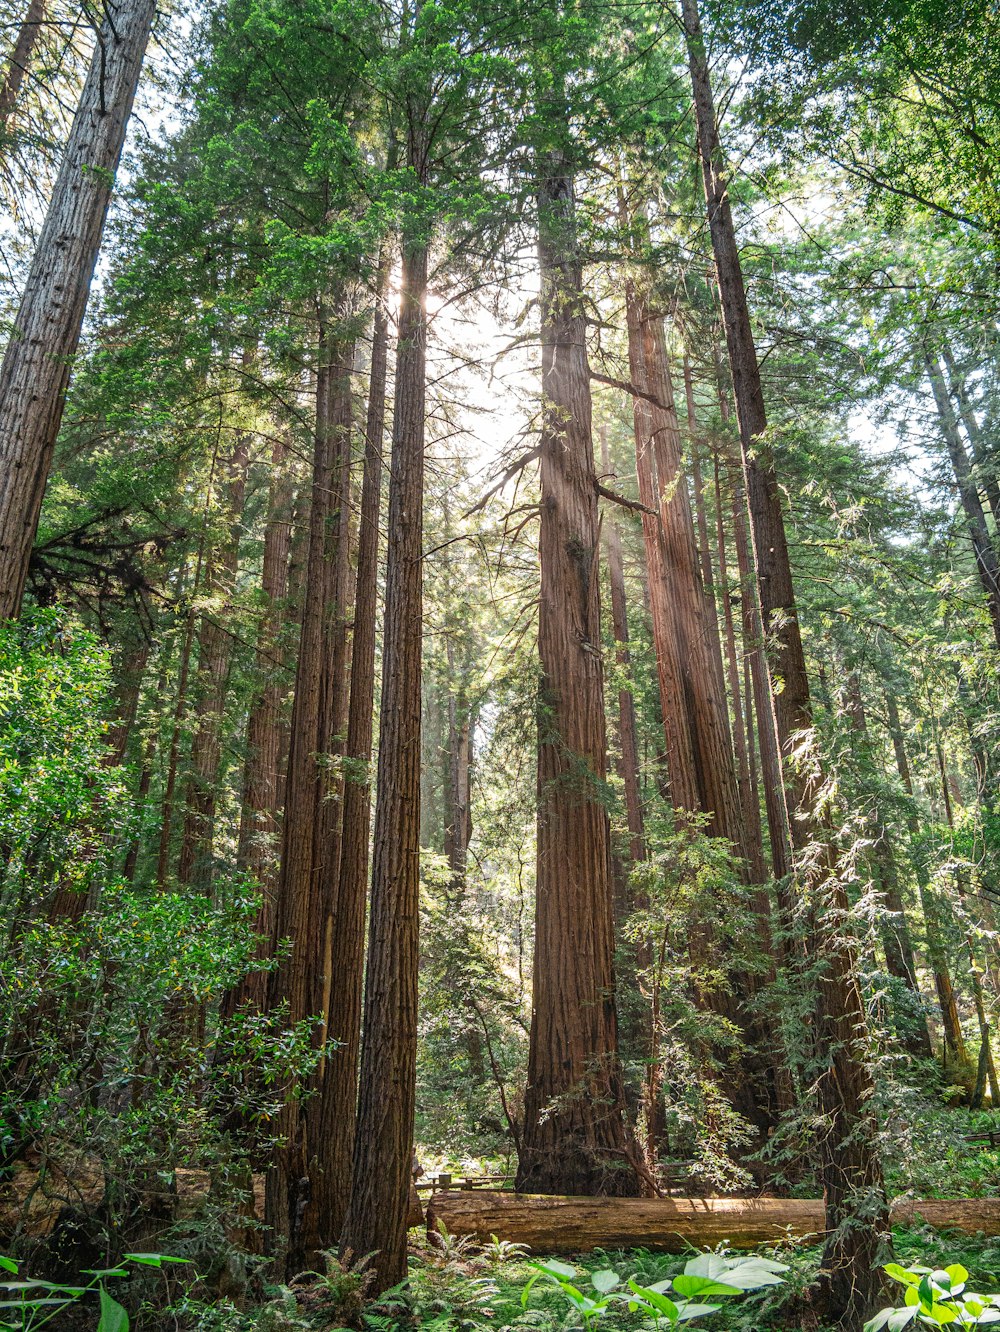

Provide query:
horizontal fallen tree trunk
left=427, top=1192, right=1000, bottom=1254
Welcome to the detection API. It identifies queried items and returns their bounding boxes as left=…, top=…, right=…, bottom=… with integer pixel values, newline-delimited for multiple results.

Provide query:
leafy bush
left=865, top=1260, right=1000, bottom=1329
left=519, top=1251, right=788, bottom=1329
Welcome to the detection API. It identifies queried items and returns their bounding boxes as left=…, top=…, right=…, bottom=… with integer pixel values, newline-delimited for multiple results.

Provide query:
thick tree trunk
left=263, top=325, right=338, bottom=1272
left=681, top=2, right=889, bottom=1322
left=0, top=0, right=158, bottom=618
left=624, top=277, right=780, bottom=1129
left=0, top=0, right=45, bottom=136
left=515, top=141, right=638, bottom=1200
left=314, top=257, right=391, bottom=1243
left=926, top=351, right=1000, bottom=651
left=340, top=213, right=428, bottom=1288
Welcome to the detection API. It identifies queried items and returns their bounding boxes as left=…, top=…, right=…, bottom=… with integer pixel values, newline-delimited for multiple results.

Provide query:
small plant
left=519, top=1251, right=788, bottom=1330
left=865, top=1261, right=1000, bottom=1329
left=429, top=1218, right=481, bottom=1265
left=520, top=1260, right=621, bottom=1329
left=482, top=1234, right=530, bottom=1264
left=0, top=1252, right=189, bottom=1332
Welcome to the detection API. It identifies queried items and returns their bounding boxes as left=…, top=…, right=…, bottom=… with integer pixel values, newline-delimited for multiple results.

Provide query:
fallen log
left=426, top=1192, right=1000, bottom=1254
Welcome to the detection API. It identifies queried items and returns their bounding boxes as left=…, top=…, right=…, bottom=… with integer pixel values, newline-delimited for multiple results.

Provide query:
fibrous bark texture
left=0, top=0, right=158, bottom=618
left=340, top=219, right=427, bottom=1289
left=516, top=142, right=637, bottom=1200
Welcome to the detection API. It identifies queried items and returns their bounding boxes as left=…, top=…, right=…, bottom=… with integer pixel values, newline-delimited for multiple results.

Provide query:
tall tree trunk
left=177, top=436, right=250, bottom=890
left=600, top=427, right=645, bottom=871
left=314, top=254, right=391, bottom=1243
left=926, top=351, right=1000, bottom=651
left=886, top=693, right=969, bottom=1073
left=155, top=605, right=197, bottom=887
left=941, top=346, right=1000, bottom=529
left=0, top=0, right=45, bottom=137
left=600, top=426, right=661, bottom=1156
left=515, top=131, right=638, bottom=1199
left=712, top=452, right=767, bottom=883
left=0, top=0, right=158, bottom=618
left=340, top=171, right=429, bottom=1287
left=715, top=357, right=794, bottom=884
left=935, top=732, right=1000, bottom=1102
left=224, top=433, right=294, bottom=1019
left=624, top=271, right=781, bottom=1129
left=263, top=321, right=339, bottom=1273
left=681, top=1, right=889, bottom=1321
left=841, top=674, right=931, bottom=1059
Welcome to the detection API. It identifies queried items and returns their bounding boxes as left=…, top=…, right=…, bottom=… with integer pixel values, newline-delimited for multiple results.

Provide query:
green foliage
left=519, top=1253, right=788, bottom=1330
left=0, top=1251, right=188, bottom=1332
left=865, top=1260, right=1000, bottom=1330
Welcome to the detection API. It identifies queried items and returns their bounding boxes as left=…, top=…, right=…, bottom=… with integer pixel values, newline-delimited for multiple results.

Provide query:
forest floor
left=304, top=1223, right=1000, bottom=1331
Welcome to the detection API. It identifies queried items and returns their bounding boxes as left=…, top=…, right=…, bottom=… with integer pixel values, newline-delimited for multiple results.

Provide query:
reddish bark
left=516, top=139, right=638, bottom=1199
left=682, top=0, right=889, bottom=1320
left=340, top=220, right=428, bottom=1288
left=0, top=0, right=158, bottom=617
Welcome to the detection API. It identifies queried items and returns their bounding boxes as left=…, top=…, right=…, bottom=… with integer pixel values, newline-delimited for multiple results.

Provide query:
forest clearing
left=2, top=0, right=1000, bottom=1329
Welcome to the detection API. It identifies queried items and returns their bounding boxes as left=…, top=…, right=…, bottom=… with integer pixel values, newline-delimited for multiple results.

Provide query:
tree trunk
left=314, top=253, right=391, bottom=1243
left=600, top=428, right=645, bottom=869
left=926, top=351, right=1000, bottom=651
left=155, top=605, right=197, bottom=887
left=177, top=436, right=250, bottom=891
left=515, top=134, right=638, bottom=1199
left=712, top=452, right=767, bottom=883
left=624, top=275, right=780, bottom=1129
left=225, top=433, right=294, bottom=1019
left=263, top=323, right=339, bottom=1272
left=0, top=0, right=158, bottom=618
left=941, top=345, right=1000, bottom=529
left=841, top=674, right=931, bottom=1060
left=681, top=2, right=889, bottom=1321
left=340, top=200, right=428, bottom=1288
left=0, top=0, right=45, bottom=137
left=716, top=360, right=794, bottom=884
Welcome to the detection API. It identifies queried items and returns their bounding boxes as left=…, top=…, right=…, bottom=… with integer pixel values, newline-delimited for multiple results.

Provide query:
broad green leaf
left=885, top=1265, right=924, bottom=1287
left=531, top=1259, right=577, bottom=1280
left=715, top=1260, right=787, bottom=1291
left=98, top=1288, right=129, bottom=1332
left=590, top=1269, right=619, bottom=1293
left=628, top=1280, right=679, bottom=1319
left=0, top=1261, right=16, bottom=1276
left=945, top=1265, right=969, bottom=1292
left=675, top=1301, right=723, bottom=1321
left=672, top=1273, right=742, bottom=1299
left=886, top=1309, right=918, bottom=1330
left=682, top=1254, right=732, bottom=1281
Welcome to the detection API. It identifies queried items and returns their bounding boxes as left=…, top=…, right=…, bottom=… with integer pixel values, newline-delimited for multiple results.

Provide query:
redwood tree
left=516, top=67, right=638, bottom=1198
left=681, top=0, right=890, bottom=1321
left=0, top=0, right=158, bottom=618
